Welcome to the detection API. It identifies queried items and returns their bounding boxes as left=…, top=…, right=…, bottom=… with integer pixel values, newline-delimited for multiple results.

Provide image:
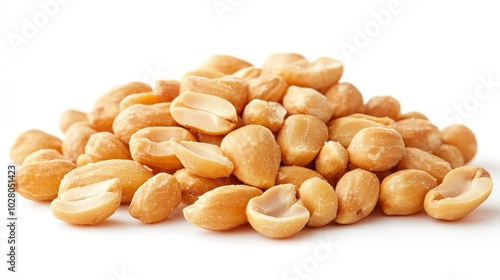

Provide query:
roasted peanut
left=335, top=169, right=380, bottom=224
left=242, top=99, right=287, bottom=133
left=182, top=69, right=226, bottom=80
left=315, top=141, right=349, bottom=183
left=324, top=82, right=365, bottom=119
left=119, top=91, right=160, bottom=111
left=51, top=178, right=122, bottom=225
left=365, top=95, right=401, bottom=120
left=433, top=144, right=465, bottom=169
left=379, top=169, right=437, bottom=215
left=247, top=184, right=310, bottom=238
left=398, top=111, right=428, bottom=121
left=22, top=149, right=66, bottom=165
left=394, top=118, right=441, bottom=153
left=231, top=66, right=261, bottom=81
left=153, top=79, right=180, bottom=102
left=261, top=53, right=305, bottom=75
left=196, top=54, right=252, bottom=75
left=62, top=122, right=98, bottom=162
left=183, top=185, right=263, bottom=231
left=10, top=129, right=63, bottom=165
left=76, top=154, right=90, bottom=167
left=220, top=125, right=281, bottom=189
left=173, top=169, right=222, bottom=205
left=327, top=114, right=394, bottom=147
left=247, top=75, right=288, bottom=103
left=440, top=124, right=477, bottom=163
left=424, top=166, right=493, bottom=220
left=85, top=132, right=131, bottom=162
left=282, top=86, right=334, bottom=123
left=59, top=109, right=88, bottom=133
left=299, top=178, right=338, bottom=227
left=129, top=173, right=182, bottom=224
left=276, top=166, right=326, bottom=187
left=397, top=147, right=452, bottom=183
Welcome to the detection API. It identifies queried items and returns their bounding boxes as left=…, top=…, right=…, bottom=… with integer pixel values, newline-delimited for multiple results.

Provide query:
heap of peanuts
left=10, top=53, right=494, bottom=238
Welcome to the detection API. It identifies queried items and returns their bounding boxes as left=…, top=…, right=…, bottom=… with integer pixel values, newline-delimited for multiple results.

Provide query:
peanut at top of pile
left=11, top=53, right=494, bottom=238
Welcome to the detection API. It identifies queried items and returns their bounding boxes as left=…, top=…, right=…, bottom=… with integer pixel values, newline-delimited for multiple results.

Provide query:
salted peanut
left=324, top=82, right=365, bottom=119
left=276, top=166, right=325, bottom=187
left=433, top=144, right=465, bottom=169
left=197, top=133, right=224, bottom=146
left=153, top=79, right=180, bottom=102
left=261, top=53, right=305, bottom=75
left=184, top=185, right=263, bottom=231
left=347, top=127, right=405, bottom=172
left=242, top=99, right=287, bottom=133
left=315, top=141, right=349, bottom=183
left=76, top=154, right=90, bottom=167
left=10, top=129, right=63, bottom=165
left=231, top=66, right=261, bottom=80
left=59, top=159, right=153, bottom=204
left=129, top=173, right=182, bottom=224
left=170, top=91, right=238, bottom=135
left=180, top=75, right=248, bottom=114
left=327, top=115, right=394, bottom=147
left=62, top=122, right=98, bottom=162
left=247, top=75, right=288, bottom=103
left=441, top=124, right=477, bottom=163
left=173, top=169, right=221, bottom=205
left=182, top=69, right=226, bottom=80
left=119, top=91, right=160, bottom=111
left=364, top=95, right=401, bottom=120
left=379, top=170, right=437, bottom=215
left=282, top=86, right=334, bottom=123
left=169, top=138, right=234, bottom=178
left=113, top=102, right=177, bottom=143
left=89, top=82, right=152, bottom=131
left=59, top=109, right=88, bottom=133
left=424, top=166, right=493, bottom=221
left=299, top=178, right=338, bottom=227
left=196, top=54, right=252, bottom=75
left=334, top=169, right=380, bottom=224
left=398, top=111, right=428, bottom=121
left=272, top=57, right=343, bottom=91
left=394, top=118, right=441, bottom=153
left=348, top=113, right=396, bottom=125
left=277, top=115, right=328, bottom=166
left=22, top=149, right=66, bottom=165
left=129, top=126, right=196, bottom=173
left=397, top=147, right=452, bottom=183
left=247, top=184, right=309, bottom=239
left=16, top=159, right=77, bottom=201
left=221, top=125, right=281, bottom=189
left=85, top=132, right=131, bottom=162
left=51, top=178, right=122, bottom=225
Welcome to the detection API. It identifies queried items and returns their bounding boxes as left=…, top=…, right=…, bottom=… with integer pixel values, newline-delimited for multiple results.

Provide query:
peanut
left=153, top=79, right=180, bottom=102
left=299, top=178, right=338, bottom=227
left=10, top=129, right=63, bottom=165
left=276, top=166, right=326, bottom=187
left=365, top=95, right=401, bottom=120
left=261, top=53, right=305, bottom=76
left=22, top=148, right=66, bottom=166
left=328, top=114, right=394, bottom=147
left=394, top=118, right=441, bottom=153
left=247, top=75, right=288, bottom=103
left=397, top=147, right=452, bottom=183
left=231, top=66, right=261, bottom=81
left=282, top=86, right=334, bottom=123
left=85, top=132, right=131, bottom=162
left=59, top=109, right=88, bottom=133
left=196, top=54, right=252, bottom=75
left=433, top=144, right=465, bottom=169
left=173, top=169, right=222, bottom=205
left=324, top=82, right=365, bottom=119
left=440, top=124, right=477, bottom=163
left=242, top=99, right=287, bottom=133
left=119, top=91, right=160, bottom=111
left=62, top=122, right=98, bottom=162
left=315, top=141, right=349, bottom=184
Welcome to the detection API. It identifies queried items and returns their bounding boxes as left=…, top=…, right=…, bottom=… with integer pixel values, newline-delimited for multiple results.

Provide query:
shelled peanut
left=10, top=53, right=493, bottom=239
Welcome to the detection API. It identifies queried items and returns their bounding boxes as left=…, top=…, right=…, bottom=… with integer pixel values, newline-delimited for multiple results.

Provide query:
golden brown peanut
left=169, top=138, right=234, bottom=178
left=89, top=82, right=152, bottom=131
left=22, top=149, right=66, bottom=165
left=197, top=133, right=225, bottom=146
left=76, top=154, right=90, bottom=167
left=231, top=66, right=261, bottom=80
left=334, top=169, right=380, bottom=224
left=348, top=113, right=396, bottom=125
left=282, top=86, right=334, bottom=123
left=324, top=82, right=365, bottom=119
left=242, top=99, right=287, bottom=133
left=247, top=184, right=310, bottom=239
left=398, top=111, right=428, bottom=121
left=277, top=115, right=328, bottom=166
left=327, top=115, right=394, bottom=147
left=365, top=95, right=401, bottom=120
left=397, top=147, right=452, bottom=183
left=10, top=129, right=63, bottom=165
left=394, top=118, right=441, bottom=153
left=276, top=166, right=326, bottom=186
left=62, top=122, right=98, bottom=162
left=196, top=54, right=252, bottom=75
left=170, top=91, right=238, bottom=135
left=180, top=75, right=248, bottom=114
left=433, top=144, right=465, bottom=169
left=119, top=91, right=160, bottom=111
left=112, top=102, right=177, bottom=143
left=51, top=178, right=122, bottom=225
left=129, top=126, right=196, bottom=173
left=182, top=69, right=226, bottom=80
left=183, top=185, right=263, bottom=231
left=379, top=170, right=437, bottom=215
left=424, top=166, right=493, bottom=220
left=441, top=124, right=477, bottom=163
left=129, top=173, right=182, bottom=224
left=16, top=159, right=77, bottom=201
left=153, top=79, right=180, bottom=102
left=315, top=141, right=349, bottom=183
left=347, top=127, right=406, bottom=172
left=272, top=57, right=343, bottom=91
left=59, top=159, right=153, bottom=204
left=59, top=109, right=88, bottom=133
left=85, top=132, right=131, bottom=162
left=261, top=53, right=305, bottom=75
left=299, top=178, right=338, bottom=227
left=247, top=75, right=288, bottom=103
left=220, top=125, right=281, bottom=189
left=173, top=169, right=221, bottom=205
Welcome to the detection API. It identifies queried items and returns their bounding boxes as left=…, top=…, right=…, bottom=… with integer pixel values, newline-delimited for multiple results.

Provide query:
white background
left=1, top=1, right=500, bottom=279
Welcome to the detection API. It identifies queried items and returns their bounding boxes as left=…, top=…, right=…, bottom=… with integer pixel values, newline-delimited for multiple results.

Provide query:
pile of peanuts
left=10, top=53, right=494, bottom=238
